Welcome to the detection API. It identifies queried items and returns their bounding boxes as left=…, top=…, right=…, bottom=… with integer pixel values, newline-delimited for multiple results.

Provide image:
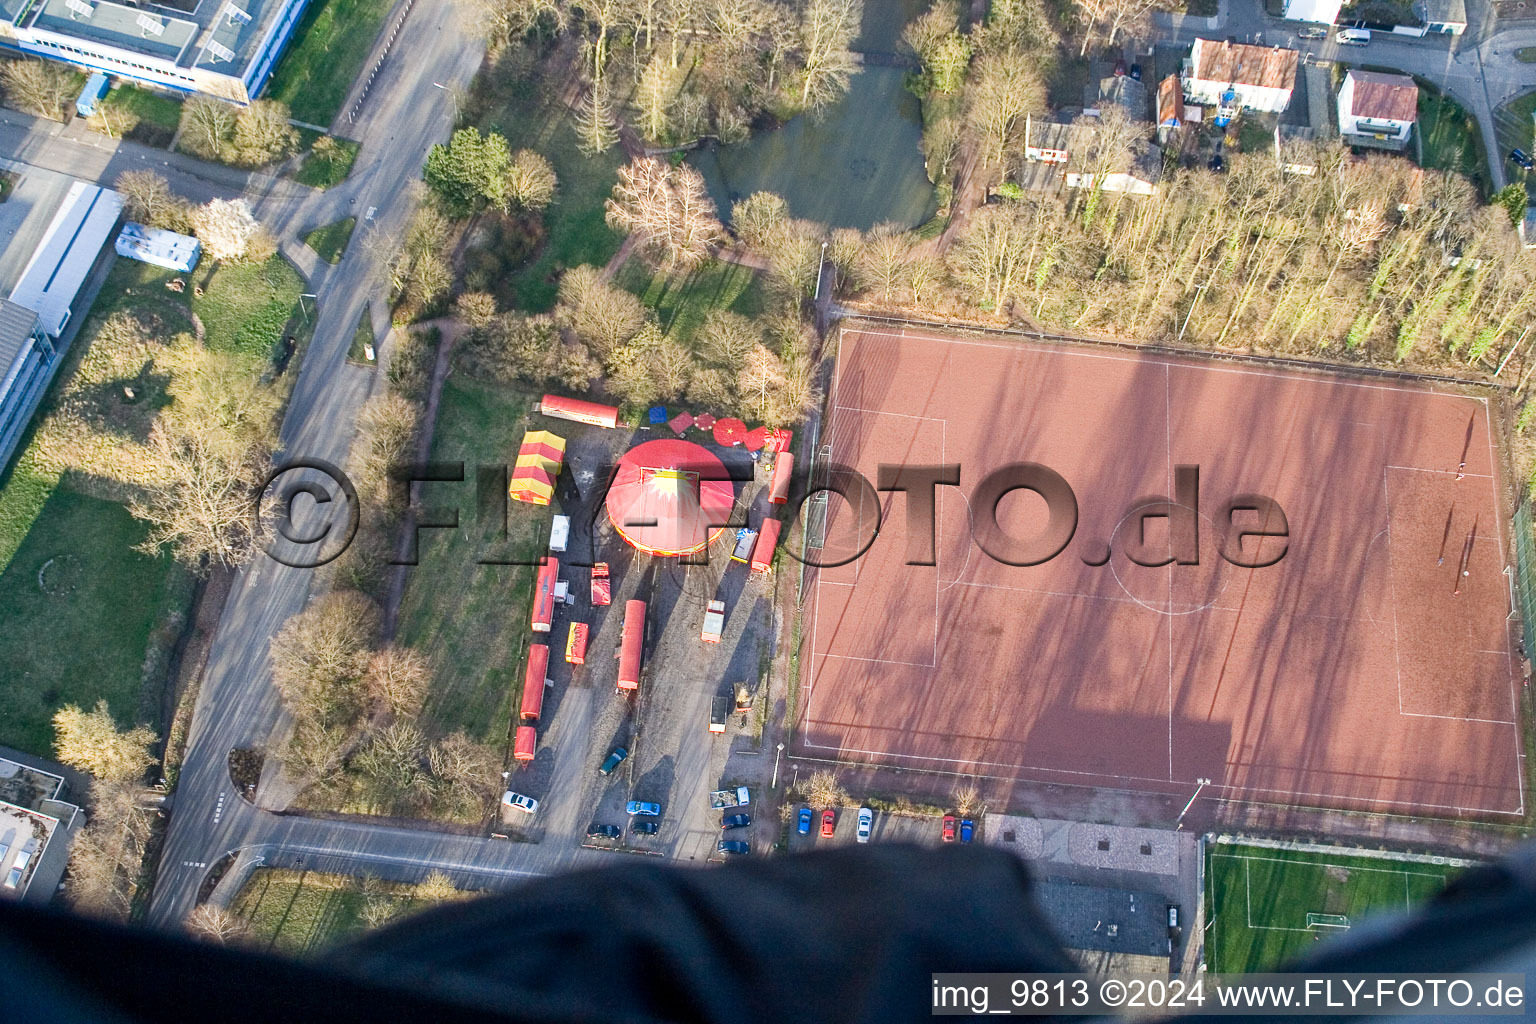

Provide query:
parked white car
left=501, top=791, right=539, bottom=814
left=856, top=806, right=873, bottom=843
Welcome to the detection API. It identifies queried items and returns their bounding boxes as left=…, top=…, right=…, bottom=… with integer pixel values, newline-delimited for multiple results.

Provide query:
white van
left=1338, top=26, right=1371, bottom=44
left=549, top=514, right=570, bottom=554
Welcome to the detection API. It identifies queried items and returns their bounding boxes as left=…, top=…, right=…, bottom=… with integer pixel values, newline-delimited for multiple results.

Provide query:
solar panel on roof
left=135, top=12, right=164, bottom=35
left=223, top=1, right=251, bottom=22
left=65, top=0, right=94, bottom=20
left=206, top=38, right=235, bottom=62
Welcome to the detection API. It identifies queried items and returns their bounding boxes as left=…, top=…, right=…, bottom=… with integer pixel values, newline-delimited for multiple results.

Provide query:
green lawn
left=304, top=216, right=356, bottom=264
left=1518, top=47, right=1536, bottom=63
left=479, top=68, right=625, bottom=312
left=263, top=0, right=396, bottom=127
left=292, top=134, right=361, bottom=189
left=0, top=254, right=302, bottom=753
left=0, top=482, right=186, bottom=754
left=1207, top=845, right=1455, bottom=972
left=88, top=84, right=182, bottom=147
left=613, top=257, right=764, bottom=344
left=1416, top=84, right=1488, bottom=193
left=395, top=379, right=545, bottom=744
left=234, top=869, right=425, bottom=956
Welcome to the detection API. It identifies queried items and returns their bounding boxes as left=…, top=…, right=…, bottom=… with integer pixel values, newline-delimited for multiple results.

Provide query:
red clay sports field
left=795, top=327, right=1525, bottom=818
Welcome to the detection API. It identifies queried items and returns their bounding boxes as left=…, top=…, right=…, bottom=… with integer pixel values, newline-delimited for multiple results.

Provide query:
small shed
left=76, top=73, right=109, bottom=117
left=116, top=222, right=201, bottom=272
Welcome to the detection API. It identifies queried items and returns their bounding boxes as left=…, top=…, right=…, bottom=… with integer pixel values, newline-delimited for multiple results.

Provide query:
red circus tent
left=605, top=439, right=735, bottom=557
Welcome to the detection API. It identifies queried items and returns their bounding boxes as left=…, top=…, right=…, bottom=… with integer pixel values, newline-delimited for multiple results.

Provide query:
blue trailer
left=76, top=73, right=109, bottom=118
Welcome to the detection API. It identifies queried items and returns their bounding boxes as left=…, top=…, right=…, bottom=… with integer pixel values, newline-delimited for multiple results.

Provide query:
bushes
left=178, top=97, right=299, bottom=168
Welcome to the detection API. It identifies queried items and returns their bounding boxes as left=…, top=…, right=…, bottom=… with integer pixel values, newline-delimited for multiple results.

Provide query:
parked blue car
left=626, top=800, right=661, bottom=816
left=797, top=807, right=813, bottom=835
left=959, top=818, right=975, bottom=843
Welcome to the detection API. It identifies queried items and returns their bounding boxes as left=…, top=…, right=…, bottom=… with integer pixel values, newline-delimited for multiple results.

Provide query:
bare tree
left=365, top=647, right=432, bottom=718
left=575, top=81, right=620, bottom=155
left=454, top=291, right=499, bottom=330
left=952, top=781, right=981, bottom=816
left=606, top=158, right=723, bottom=270
left=115, top=170, right=176, bottom=228
left=187, top=904, right=249, bottom=945
left=506, top=149, right=558, bottom=211
left=730, top=191, right=789, bottom=249
left=66, top=780, right=153, bottom=920
left=0, top=58, right=77, bottom=120
left=179, top=96, right=238, bottom=161
left=53, top=701, right=158, bottom=782
left=966, top=48, right=1046, bottom=167
left=797, top=0, right=861, bottom=110
left=231, top=99, right=300, bottom=167
left=129, top=347, right=279, bottom=570
left=805, top=768, right=846, bottom=809
left=455, top=0, right=566, bottom=41
left=415, top=870, right=464, bottom=903
left=428, top=731, right=502, bottom=802
left=558, top=264, right=648, bottom=356
left=636, top=54, right=680, bottom=142
left=949, top=201, right=1032, bottom=310
left=269, top=590, right=380, bottom=728
left=190, top=198, right=262, bottom=262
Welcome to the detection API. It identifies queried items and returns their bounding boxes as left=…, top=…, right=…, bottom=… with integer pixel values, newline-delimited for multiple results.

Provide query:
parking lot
left=497, top=422, right=784, bottom=861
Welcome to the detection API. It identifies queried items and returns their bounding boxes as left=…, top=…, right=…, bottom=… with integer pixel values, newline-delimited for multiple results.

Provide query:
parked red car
left=942, top=814, right=957, bottom=842
left=821, top=809, right=836, bottom=837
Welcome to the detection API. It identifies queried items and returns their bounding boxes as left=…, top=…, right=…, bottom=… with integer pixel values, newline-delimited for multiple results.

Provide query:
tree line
left=457, top=0, right=865, bottom=151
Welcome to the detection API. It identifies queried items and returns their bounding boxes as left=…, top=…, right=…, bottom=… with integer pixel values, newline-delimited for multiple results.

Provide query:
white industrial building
left=1182, top=38, right=1299, bottom=115
left=0, top=0, right=313, bottom=104
left=10, top=181, right=123, bottom=338
left=1, top=180, right=121, bottom=472
left=1282, top=0, right=1343, bottom=24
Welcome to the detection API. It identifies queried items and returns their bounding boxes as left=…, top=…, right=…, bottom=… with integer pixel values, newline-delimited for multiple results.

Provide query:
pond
left=691, top=66, right=938, bottom=231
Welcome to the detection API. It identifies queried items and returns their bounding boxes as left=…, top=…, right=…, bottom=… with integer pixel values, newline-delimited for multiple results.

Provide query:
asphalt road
left=143, top=0, right=491, bottom=927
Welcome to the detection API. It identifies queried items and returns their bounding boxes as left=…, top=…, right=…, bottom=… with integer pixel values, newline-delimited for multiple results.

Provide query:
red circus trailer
left=616, top=599, right=645, bottom=692
left=514, top=725, right=537, bottom=761
left=590, top=562, right=611, bottom=606
left=750, top=517, right=781, bottom=573
left=769, top=451, right=793, bottom=505
left=520, top=644, right=550, bottom=721
left=531, top=557, right=559, bottom=632
left=540, top=394, right=620, bottom=429
left=566, top=621, right=589, bottom=665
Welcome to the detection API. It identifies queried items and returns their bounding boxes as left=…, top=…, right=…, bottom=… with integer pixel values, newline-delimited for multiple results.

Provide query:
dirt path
left=380, top=315, right=467, bottom=641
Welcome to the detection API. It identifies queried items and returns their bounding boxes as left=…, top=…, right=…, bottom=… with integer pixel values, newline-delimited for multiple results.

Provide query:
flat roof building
left=0, top=0, right=314, bottom=103
left=1034, top=879, right=1173, bottom=960
left=9, top=180, right=122, bottom=338
left=0, top=755, right=83, bottom=904
left=0, top=299, right=55, bottom=472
